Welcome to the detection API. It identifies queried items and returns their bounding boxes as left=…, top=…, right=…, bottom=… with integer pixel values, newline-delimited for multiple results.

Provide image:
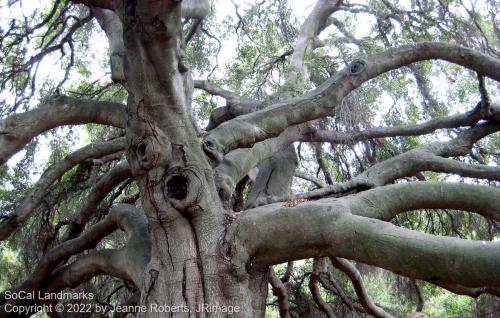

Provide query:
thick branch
left=285, top=0, right=341, bottom=89
left=225, top=184, right=500, bottom=288
left=92, top=8, right=126, bottom=84
left=0, top=95, right=126, bottom=165
left=0, top=138, right=126, bottom=241
left=214, top=108, right=494, bottom=199
left=349, top=182, right=500, bottom=222
left=264, top=122, right=500, bottom=203
left=1, top=204, right=149, bottom=315
left=356, top=122, right=500, bottom=186
left=45, top=204, right=150, bottom=293
left=214, top=125, right=304, bottom=199
left=204, top=42, right=500, bottom=157
left=311, top=104, right=497, bottom=144
left=181, top=0, right=210, bottom=19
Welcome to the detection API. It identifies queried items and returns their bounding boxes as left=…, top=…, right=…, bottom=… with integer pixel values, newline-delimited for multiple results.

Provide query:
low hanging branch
left=62, top=162, right=132, bottom=241
left=0, top=138, right=126, bottom=241
left=309, top=258, right=336, bottom=318
left=45, top=204, right=151, bottom=294
left=268, top=268, right=291, bottom=318
left=319, top=269, right=365, bottom=313
left=224, top=181, right=500, bottom=289
left=329, top=257, right=395, bottom=318
left=0, top=95, right=126, bottom=165
left=0, top=204, right=150, bottom=318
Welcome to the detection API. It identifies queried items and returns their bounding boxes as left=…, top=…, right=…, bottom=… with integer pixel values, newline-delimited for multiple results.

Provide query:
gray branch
left=225, top=181, right=500, bottom=289
left=194, top=80, right=263, bottom=130
left=0, top=138, right=126, bottom=241
left=262, top=122, right=500, bottom=204
left=204, top=42, right=500, bottom=158
left=269, top=268, right=291, bottom=318
left=214, top=107, right=498, bottom=203
left=330, top=257, right=395, bottom=318
left=309, top=258, right=336, bottom=318
left=0, top=204, right=150, bottom=317
left=181, top=0, right=210, bottom=19
left=63, top=162, right=132, bottom=241
left=0, top=95, right=126, bottom=165
left=46, top=204, right=151, bottom=293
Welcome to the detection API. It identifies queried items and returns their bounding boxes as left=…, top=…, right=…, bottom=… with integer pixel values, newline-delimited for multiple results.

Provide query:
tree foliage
left=0, top=0, right=499, bottom=317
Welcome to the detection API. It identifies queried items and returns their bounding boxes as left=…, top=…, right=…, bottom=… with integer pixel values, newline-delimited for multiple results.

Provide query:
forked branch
left=204, top=42, right=500, bottom=158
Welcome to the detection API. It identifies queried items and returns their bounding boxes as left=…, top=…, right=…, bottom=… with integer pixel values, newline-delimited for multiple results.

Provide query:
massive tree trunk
left=117, top=1, right=254, bottom=316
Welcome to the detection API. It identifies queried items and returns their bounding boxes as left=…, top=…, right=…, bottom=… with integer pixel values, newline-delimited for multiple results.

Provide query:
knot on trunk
left=129, top=136, right=170, bottom=173
left=164, top=167, right=203, bottom=216
left=202, top=137, right=223, bottom=167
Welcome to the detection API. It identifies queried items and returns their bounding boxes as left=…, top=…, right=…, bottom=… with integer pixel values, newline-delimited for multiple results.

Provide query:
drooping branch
left=0, top=95, right=126, bottom=165
left=295, top=171, right=327, bottom=188
left=268, top=268, right=291, bottom=318
left=240, top=0, right=341, bottom=214
left=63, top=162, right=132, bottom=241
left=0, top=3, right=93, bottom=110
left=257, top=122, right=500, bottom=204
left=353, top=122, right=500, bottom=186
left=214, top=125, right=304, bottom=201
left=45, top=204, right=151, bottom=294
left=310, top=104, right=499, bottom=144
left=329, top=257, right=395, bottom=318
left=0, top=138, right=126, bottom=241
left=0, top=204, right=150, bottom=316
left=204, top=42, right=500, bottom=158
left=309, top=258, right=336, bottom=318
left=215, top=108, right=498, bottom=202
left=225, top=182, right=500, bottom=289
left=411, top=280, right=424, bottom=312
